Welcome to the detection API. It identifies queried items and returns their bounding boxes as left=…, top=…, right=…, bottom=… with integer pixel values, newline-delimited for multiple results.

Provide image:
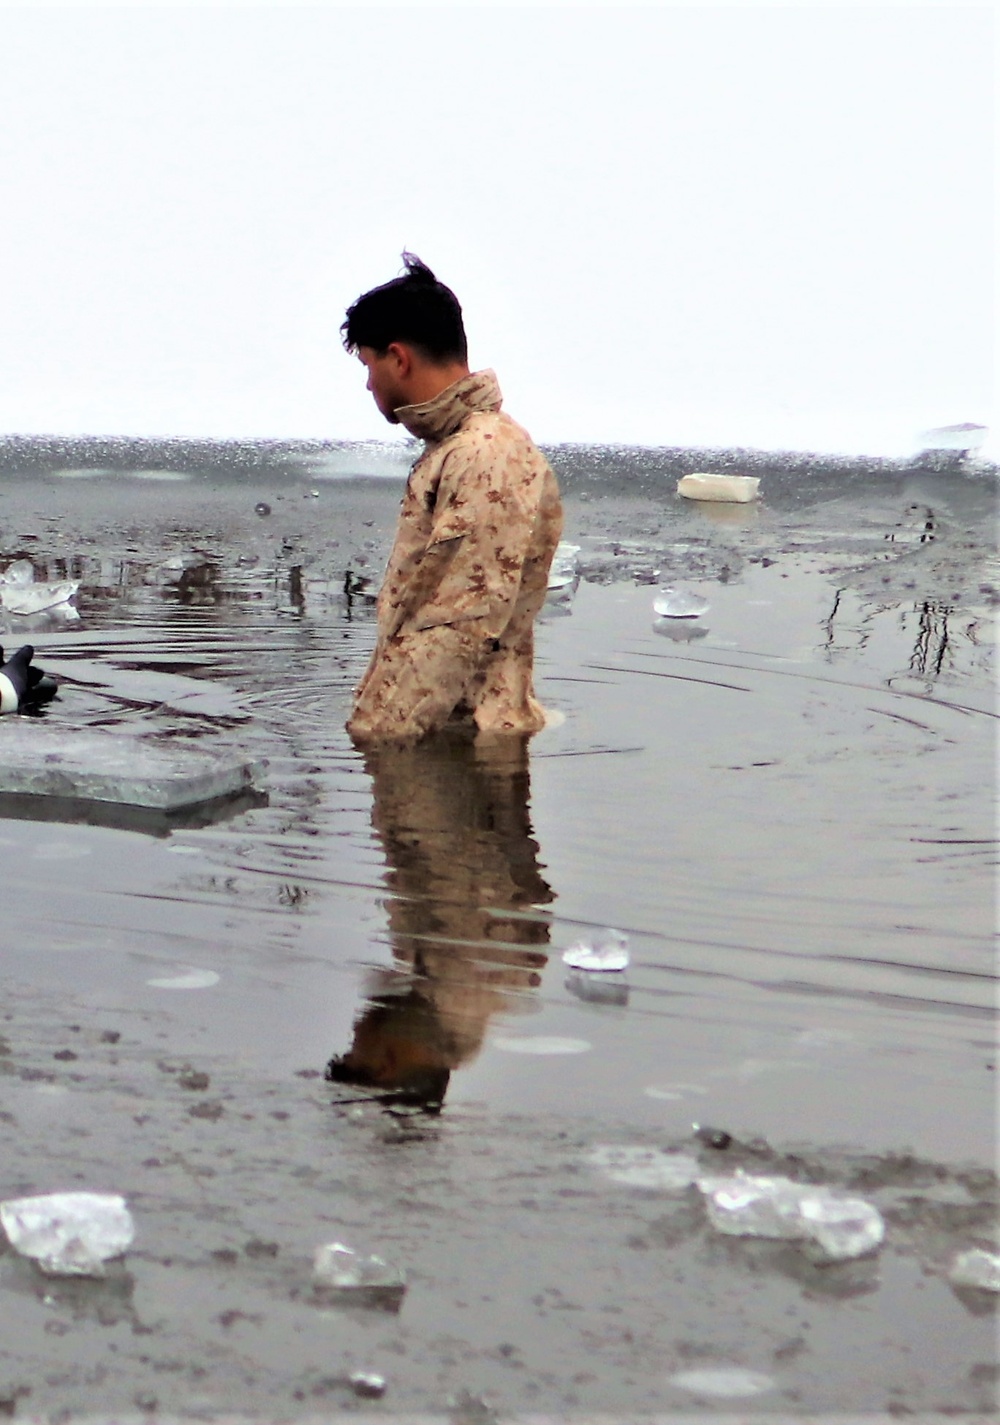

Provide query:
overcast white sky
left=0, top=3, right=993, bottom=454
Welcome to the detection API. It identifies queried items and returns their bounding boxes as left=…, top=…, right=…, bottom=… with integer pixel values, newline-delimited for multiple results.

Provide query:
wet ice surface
left=0, top=459, right=996, bottom=1415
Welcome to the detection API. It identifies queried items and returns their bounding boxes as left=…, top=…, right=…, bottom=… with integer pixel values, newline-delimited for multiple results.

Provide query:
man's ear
left=385, top=341, right=415, bottom=378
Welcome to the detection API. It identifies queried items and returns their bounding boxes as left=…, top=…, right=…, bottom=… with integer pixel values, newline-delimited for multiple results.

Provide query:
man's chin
left=382, top=407, right=401, bottom=425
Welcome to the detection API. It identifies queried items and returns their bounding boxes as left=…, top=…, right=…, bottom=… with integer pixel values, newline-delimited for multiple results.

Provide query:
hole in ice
left=589, top=1145, right=701, bottom=1189
left=492, top=1035, right=591, bottom=1056
left=32, top=843, right=92, bottom=861
left=643, top=1083, right=709, bottom=1100
left=146, top=968, right=220, bottom=990
left=669, top=1367, right=776, bottom=1398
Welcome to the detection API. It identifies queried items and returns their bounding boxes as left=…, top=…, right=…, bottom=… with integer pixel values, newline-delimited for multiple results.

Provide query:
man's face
left=357, top=345, right=407, bottom=424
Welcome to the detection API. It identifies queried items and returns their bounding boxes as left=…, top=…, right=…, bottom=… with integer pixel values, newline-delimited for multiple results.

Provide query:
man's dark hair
left=341, top=252, right=467, bottom=363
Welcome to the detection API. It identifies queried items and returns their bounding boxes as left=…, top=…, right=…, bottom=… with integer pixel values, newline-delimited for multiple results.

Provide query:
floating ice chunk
left=147, top=968, right=220, bottom=990
left=669, top=1367, right=775, bottom=1398
left=590, top=1145, right=701, bottom=1190
left=548, top=542, right=581, bottom=590
left=2, top=560, right=35, bottom=587
left=0, top=1191, right=134, bottom=1276
left=949, top=1248, right=1000, bottom=1292
left=0, top=723, right=263, bottom=811
left=562, top=928, right=629, bottom=972
left=313, top=1242, right=406, bottom=1293
left=652, top=587, right=710, bottom=619
left=349, top=1372, right=387, bottom=1399
left=492, top=1035, right=592, bottom=1056
left=798, top=1194, right=885, bottom=1260
left=697, top=1171, right=885, bottom=1259
left=677, top=472, right=760, bottom=503
left=1, top=580, right=79, bottom=616
left=699, top=1172, right=809, bottom=1240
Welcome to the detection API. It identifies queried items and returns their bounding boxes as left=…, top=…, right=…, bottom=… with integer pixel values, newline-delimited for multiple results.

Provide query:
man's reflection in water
left=326, top=730, right=553, bottom=1111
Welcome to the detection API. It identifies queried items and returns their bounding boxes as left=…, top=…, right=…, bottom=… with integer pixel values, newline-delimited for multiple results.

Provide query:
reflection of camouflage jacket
left=349, top=370, right=563, bottom=740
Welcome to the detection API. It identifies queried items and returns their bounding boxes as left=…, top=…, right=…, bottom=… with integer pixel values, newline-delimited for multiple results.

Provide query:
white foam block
left=677, top=472, right=760, bottom=503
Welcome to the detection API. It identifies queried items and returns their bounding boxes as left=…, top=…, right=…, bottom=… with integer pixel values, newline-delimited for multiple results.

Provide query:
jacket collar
left=394, top=369, right=502, bottom=443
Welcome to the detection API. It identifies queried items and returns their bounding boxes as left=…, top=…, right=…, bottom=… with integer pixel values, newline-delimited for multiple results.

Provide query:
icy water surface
left=0, top=452, right=996, bottom=1415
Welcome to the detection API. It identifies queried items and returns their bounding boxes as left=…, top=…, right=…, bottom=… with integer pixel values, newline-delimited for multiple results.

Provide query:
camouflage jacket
left=349, top=369, right=563, bottom=740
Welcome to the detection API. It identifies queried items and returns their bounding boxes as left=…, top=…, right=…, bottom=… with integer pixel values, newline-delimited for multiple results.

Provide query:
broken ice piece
left=697, top=1171, right=885, bottom=1260
left=312, top=1242, right=406, bottom=1293
left=548, top=542, right=581, bottom=590
left=0, top=1191, right=135, bottom=1276
left=652, top=587, right=709, bottom=619
left=562, top=928, right=630, bottom=972
left=349, top=1372, right=387, bottom=1399
left=1, top=560, right=36, bottom=587
left=948, top=1248, right=1000, bottom=1293
left=798, top=1193, right=885, bottom=1261
left=1, top=581, right=79, bottom=617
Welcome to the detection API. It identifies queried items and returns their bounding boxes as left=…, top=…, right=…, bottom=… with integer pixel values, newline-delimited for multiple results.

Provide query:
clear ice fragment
left=548, top=542, right=581, bottom=589
left=562, top=928, right=630, bottom=972
left=1, top=580, right=79, bottom=616
left=312, top=1242, right=406, bottom=1292
left=698, top=1171, right=884, bottom=1258
left=798, top=1194, right=885, bottom=1260
left=2, top=560, right=35, bottom=587
left=652, top=586, right=709, bottom=619
left=0, top=1191, right=134, bottom=1276
left=699, top=1172, right=809, bottom=1239
left=948, top=1248, right=1000, bottom=1292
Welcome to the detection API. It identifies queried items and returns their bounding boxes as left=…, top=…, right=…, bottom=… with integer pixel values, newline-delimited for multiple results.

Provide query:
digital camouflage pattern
left=348, top=370, right=563, bottom=742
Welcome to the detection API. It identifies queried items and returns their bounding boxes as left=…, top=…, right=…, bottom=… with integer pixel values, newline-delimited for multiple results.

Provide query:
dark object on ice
left=0, top=645, right=58, bottom=714
left=693, top=1123, right=733, bottom=1150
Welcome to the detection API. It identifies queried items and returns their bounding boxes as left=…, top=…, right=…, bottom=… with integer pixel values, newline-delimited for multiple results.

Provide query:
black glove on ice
left=0, top=645, right=58, bottom=713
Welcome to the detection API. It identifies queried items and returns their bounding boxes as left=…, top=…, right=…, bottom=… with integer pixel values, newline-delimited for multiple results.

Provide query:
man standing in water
left=342, top=254, right=563, bottom=742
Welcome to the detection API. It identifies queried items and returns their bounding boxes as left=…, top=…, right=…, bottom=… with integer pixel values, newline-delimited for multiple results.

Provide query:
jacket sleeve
left=388, top=435, right=535, bottom=641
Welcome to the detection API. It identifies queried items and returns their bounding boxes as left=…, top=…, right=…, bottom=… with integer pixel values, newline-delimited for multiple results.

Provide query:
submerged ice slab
left=0, top=1191, right=134, bottom=1276
left=0, top=723, right=264, bottom=811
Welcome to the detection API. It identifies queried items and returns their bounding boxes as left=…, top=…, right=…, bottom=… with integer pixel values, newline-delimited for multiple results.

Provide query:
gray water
left=0, top=448, right=996, bottom=1415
